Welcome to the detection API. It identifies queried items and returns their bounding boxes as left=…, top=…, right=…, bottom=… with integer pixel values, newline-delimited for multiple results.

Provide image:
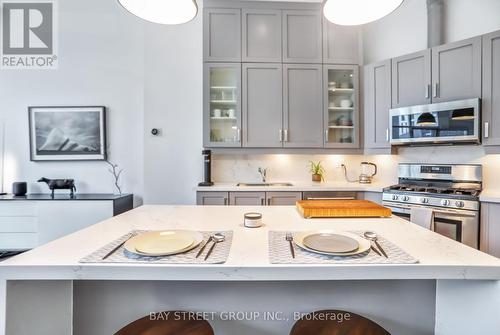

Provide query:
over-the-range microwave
left=389, top=98, right=481, bottom=146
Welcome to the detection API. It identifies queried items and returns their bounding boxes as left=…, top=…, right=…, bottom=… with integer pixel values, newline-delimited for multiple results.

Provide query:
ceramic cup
left=228, top=109, right=235, bottom=118
left=340, top=99, right=353, bottom=108
left=213, top=109, right=222, bottom=118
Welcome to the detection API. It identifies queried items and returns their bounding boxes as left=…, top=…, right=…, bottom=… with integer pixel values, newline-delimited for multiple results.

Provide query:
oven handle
left=385, top=204, right=478, bottom=218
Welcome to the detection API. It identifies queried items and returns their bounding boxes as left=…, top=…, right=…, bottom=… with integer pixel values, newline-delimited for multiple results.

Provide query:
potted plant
left=309, top=161, right=325, bottom=182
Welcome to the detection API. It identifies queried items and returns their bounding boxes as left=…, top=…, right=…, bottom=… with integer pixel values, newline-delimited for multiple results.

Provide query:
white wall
left=142, top=2, right=204, bottom=204
left=0, top=0, right=144, bottom=203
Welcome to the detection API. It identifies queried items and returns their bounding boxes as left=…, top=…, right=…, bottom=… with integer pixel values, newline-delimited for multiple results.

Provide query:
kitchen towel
left=268, top=231, right=418, bottom=264
left=80, top=230, right=233, bottom=264
left=410, top=207, right=435, bottom=231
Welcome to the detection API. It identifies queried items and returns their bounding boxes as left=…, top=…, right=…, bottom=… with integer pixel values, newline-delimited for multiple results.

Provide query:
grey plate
left=303, top=233, right=360, bottom=253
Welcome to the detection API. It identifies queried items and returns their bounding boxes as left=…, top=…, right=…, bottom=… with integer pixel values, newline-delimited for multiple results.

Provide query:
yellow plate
left=125, top=230, right=202, bottom=256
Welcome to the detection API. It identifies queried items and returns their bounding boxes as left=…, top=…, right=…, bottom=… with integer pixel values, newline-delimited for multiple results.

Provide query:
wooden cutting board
left=296, top=199, right=392, bottom=218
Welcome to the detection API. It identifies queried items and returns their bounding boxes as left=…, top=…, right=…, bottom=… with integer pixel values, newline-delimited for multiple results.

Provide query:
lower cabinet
left=230, top=192, right=266, bottom=206
left=196, top=192, right=229, bottom=205
left=266, top=192, right=302, bottom=206
left=480, top=202, right=500, bottom=258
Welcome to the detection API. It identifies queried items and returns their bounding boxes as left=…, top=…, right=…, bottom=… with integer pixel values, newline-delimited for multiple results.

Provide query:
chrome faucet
left=258, top=167, right=267, bottom=183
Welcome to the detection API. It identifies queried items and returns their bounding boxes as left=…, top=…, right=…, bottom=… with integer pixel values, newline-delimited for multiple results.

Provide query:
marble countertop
left=195, top=181, right=388, bottom=193
left=2, top=205, right=500, bottom=281
left=479, top=190, right=500, bottom=204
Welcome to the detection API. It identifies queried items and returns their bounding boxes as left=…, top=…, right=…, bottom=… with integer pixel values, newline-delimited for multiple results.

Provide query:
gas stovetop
left=382, top=163, right=482, bottom=211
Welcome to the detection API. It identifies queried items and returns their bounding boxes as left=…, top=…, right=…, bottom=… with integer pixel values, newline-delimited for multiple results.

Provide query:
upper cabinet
left=323, top=20, right=361, bottom=65
left=204, top=8, right=241, bottom=62
left=324, top=65, right=360, bottom=148
left=482, top=30, right=500, bottom=146
left=282, top=10, right=322, bottom=63
left=242, top=9, right=282, bottom=63
left=364, top=60, right=392, bottom=150
left=242, top=63, right=283, bottom=147
left=391, top=50, right=432, bottom=108
left=283, top=64, right=324, bottom=147
left=431, top=36, right=482, bottom=102
left=204, top=63, right=242, bottom=147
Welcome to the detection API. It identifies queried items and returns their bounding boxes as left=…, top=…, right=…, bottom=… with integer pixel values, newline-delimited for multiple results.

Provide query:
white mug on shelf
left=213, top=109, right=222, bottom=118
left=340, top=99, right=353, bottom=108
left=228, top=109, right=235, bottom=118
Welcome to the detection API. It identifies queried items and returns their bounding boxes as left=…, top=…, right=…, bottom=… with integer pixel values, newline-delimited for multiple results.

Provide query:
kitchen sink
left=237, top=183, right=294, bottom=187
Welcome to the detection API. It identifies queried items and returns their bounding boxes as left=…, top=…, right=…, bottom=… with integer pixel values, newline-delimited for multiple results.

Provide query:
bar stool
left=114, top=310, right=214, bottom=335
left=290, top=310, right=390, bottom=335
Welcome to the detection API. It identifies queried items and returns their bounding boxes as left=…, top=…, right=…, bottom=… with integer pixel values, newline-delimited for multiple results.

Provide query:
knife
left=102, top=233, right=134, bottom=260
left=374, top=240, right=388, bottom=258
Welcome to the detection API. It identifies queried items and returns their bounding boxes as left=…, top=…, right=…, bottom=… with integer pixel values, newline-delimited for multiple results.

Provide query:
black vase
left=12, top=182, right=27, bottom=196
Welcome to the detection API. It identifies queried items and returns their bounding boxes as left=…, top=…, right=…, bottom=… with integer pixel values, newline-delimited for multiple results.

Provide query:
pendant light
left=118, top=0, right=198, bottom=25
left=416, top=113, right=437, bottom=126
left=323, top=0, right=403, bottom=26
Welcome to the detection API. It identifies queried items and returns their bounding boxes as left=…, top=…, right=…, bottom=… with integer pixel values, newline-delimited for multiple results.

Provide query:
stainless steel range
left=383, top=163, right=482, bottom=249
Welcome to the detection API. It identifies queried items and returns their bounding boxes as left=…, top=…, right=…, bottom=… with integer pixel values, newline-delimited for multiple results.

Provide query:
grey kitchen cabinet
left=364, top=60, right=392, bottom=149
left=323, top=20, right=360, bottom=64
left=197, top=192, right=229, bottom=206
left=482, top=30, right=500, bottom=146
left=324, top=65, right=360, bottom=148
left=242, top=9, right=282, bottom=63
left=266, top=192, right=302, bottom=206
left=480, top=202, right=500, bottom=258
left=363, top=192, right=383, bottom=205
left=391, top=49, right=432, bottom=108
left=282, top=10, right=322, bottom=63
left=203, top=8, right=241, bottom=62
left=204, top=63, right=242, bottom=148
left=283, top=64, right=324, bottom=148
left=431, top=36, right=482, bottom=103
left=242, top=63, right=283, bottom=147
left=229, top=192, right=265, bottom=206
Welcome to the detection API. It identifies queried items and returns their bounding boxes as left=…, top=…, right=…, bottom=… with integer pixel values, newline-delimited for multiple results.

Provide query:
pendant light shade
left=323, top=0, right=403, bottom=26
left=416, top=112, right=437, bottom=126
left=118, top=0, right=198, bottom=25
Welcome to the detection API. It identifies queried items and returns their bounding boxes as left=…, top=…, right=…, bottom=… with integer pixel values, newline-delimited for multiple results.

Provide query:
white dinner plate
left=124, top=230, right=203, bottom=257
left=293, top=230, right=370, bottom=256
left=303, top=233, right=359, bottom=253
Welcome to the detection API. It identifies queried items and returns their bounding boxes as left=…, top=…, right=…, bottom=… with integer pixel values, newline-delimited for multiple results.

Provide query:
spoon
left=204, top=233, right=226, bottom=261
left=196, top=234, right=214, bottom=258
left=364, top=231, right=388, bottom=258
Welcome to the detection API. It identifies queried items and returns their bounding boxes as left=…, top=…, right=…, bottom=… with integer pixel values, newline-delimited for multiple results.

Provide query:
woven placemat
left=80, top=230, right=233, bottom=264
left=269, top=231, right=418, bottom=264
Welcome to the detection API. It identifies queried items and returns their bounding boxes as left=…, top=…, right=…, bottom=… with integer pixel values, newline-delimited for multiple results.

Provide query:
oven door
left=383, top=202, right=479, bottom=249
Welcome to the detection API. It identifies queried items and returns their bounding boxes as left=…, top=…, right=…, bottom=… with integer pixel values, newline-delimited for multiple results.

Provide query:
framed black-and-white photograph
left=28, top=106, right=107, bottom=161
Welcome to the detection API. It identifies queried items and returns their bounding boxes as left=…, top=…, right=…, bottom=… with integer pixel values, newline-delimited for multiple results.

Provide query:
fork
left=286, top=233, right=296, bottom=259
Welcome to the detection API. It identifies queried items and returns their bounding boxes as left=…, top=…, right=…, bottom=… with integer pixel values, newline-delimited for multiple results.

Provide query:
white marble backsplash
left=212, top=146, right=500, bottom=191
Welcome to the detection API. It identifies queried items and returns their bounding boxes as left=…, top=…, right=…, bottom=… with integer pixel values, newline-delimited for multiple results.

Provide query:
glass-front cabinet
left=204, top=63, right=242, bottom=147
left=323, top=65, right=359, bottom=148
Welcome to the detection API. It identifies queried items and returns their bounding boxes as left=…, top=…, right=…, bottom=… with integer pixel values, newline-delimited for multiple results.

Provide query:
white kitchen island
left=1, top=205, right=500, bottom=335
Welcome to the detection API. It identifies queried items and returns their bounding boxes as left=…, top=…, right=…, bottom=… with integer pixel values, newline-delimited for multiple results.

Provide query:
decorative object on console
left=37, top=177, right=76, bottom=198
left=28, top=106, right=106, bottom=161
left=106, top=157, right=124, bottom=195
left=12, top=182, right=27, bottom=196
left=309, top=161, right=325, bottom=182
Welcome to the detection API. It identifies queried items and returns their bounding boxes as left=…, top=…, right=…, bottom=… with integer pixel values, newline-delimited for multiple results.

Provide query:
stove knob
left=420, top=198, right=429, bottom=204
left=455, top=201, right=465, bottom=208
left=392, top=195, right=399, bottom=201
left=441, top=199, right=451, bottom=206
left=402, top=196, right=410, bottom=202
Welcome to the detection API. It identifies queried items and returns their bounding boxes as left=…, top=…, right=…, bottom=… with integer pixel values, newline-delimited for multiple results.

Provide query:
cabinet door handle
left=260, top=198, right=265, bottom=206
left=325, top=129, right=329, bottom=143
left=485, top=122, right=489, bottom=138
left=425, top=84, right=430, bottom=99
left=224, top=198, right=228, bottom=205
left=284, top=129, right=289, bottom=142
left=386, top=128, right=390, bottom=142
left=236, top=128, right=241, bottom=142
left=433, top=83, right=439, bottom=98
left=279, top=129, right=283, bottom=142
left=267, top=198, right=271, bottom=206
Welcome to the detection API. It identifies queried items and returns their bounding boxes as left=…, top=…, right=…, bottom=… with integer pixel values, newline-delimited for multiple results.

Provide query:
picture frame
left=28, top=106, right=107, bottom=161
